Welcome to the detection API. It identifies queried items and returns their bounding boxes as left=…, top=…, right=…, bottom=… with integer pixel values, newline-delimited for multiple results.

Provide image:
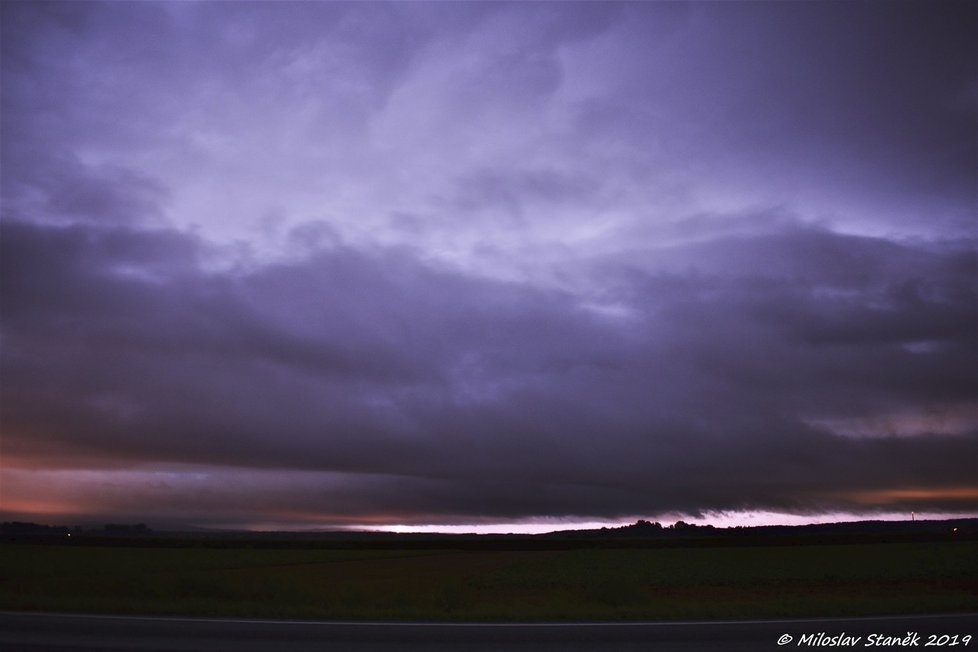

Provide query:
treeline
left=538, top=519, right=715, bottom=539
left=1, top=521, right=153, bottom=536
left=541, top=518, right=975, bottom=539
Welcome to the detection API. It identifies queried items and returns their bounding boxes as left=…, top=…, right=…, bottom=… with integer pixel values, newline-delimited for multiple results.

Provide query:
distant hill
left=1, top=521, right=152, bottom=537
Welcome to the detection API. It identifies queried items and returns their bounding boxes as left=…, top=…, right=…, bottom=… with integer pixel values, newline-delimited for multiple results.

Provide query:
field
left=2, top=538, right=977, bottom=621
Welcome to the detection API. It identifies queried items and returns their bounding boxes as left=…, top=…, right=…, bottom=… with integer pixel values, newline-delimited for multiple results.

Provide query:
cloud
left=2, top=1, right=975, bottom=527
left=2, top=215, right=975, bottom=524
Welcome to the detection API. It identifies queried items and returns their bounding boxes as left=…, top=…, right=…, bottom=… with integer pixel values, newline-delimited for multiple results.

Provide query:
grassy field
left=2, top=540, right=976, bottom=621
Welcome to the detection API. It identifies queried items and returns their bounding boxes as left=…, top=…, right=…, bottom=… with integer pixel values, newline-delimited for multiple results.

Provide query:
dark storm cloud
left=2, top=216, right=975, bottom=521
left=2, top=1, right=975, bottom=526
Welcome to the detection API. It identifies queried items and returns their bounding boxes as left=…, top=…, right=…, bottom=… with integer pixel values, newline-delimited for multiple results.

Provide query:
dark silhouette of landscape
left=3, top=517, right=976, bottom=626
left=4, top=517, right=974, bottom=550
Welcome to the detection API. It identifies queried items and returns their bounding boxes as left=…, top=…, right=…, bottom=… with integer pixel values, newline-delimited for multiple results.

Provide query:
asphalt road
left=2, top=611, right=976, bottom=652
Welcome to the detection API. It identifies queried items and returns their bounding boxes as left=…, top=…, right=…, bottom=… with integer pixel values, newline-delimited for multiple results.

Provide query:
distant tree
left=1, top=521, right=69, bottom=536
left=103, top=523, right=153, bottom=535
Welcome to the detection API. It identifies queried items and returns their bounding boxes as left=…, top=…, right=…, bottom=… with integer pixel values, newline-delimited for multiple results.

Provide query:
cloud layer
left=2, top=1, right=975, bottom=528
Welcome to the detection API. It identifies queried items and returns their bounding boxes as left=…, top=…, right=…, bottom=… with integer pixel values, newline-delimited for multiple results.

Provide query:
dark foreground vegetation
left=2, top=520, right=976, bottom=621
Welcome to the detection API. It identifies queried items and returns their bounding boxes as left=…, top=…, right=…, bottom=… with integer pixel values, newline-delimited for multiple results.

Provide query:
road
left=2, top=611, right=976, bottom=651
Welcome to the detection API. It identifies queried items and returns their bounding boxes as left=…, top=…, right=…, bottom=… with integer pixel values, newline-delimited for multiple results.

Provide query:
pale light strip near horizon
left=231, top=511, right=978, bottom=535
left=368, top=513, right=978, bottom=536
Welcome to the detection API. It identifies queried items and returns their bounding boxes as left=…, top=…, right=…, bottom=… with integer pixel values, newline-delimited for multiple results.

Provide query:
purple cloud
left=2, top=1, right=975, bottom=528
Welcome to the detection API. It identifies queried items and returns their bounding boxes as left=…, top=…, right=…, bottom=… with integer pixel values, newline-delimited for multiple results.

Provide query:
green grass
left=1, top=541, right=976, bottom=621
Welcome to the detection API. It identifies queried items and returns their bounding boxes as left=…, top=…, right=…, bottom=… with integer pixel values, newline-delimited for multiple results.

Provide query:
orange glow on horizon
left=3, top=465, right=976, bottom=531
left=0, top=496, right=80, bottom=516
left=847, top=486, right=978, bottom=505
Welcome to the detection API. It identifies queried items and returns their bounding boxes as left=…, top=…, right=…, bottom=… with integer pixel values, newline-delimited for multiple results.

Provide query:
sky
left=1, top=0, right=976, bottom=533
